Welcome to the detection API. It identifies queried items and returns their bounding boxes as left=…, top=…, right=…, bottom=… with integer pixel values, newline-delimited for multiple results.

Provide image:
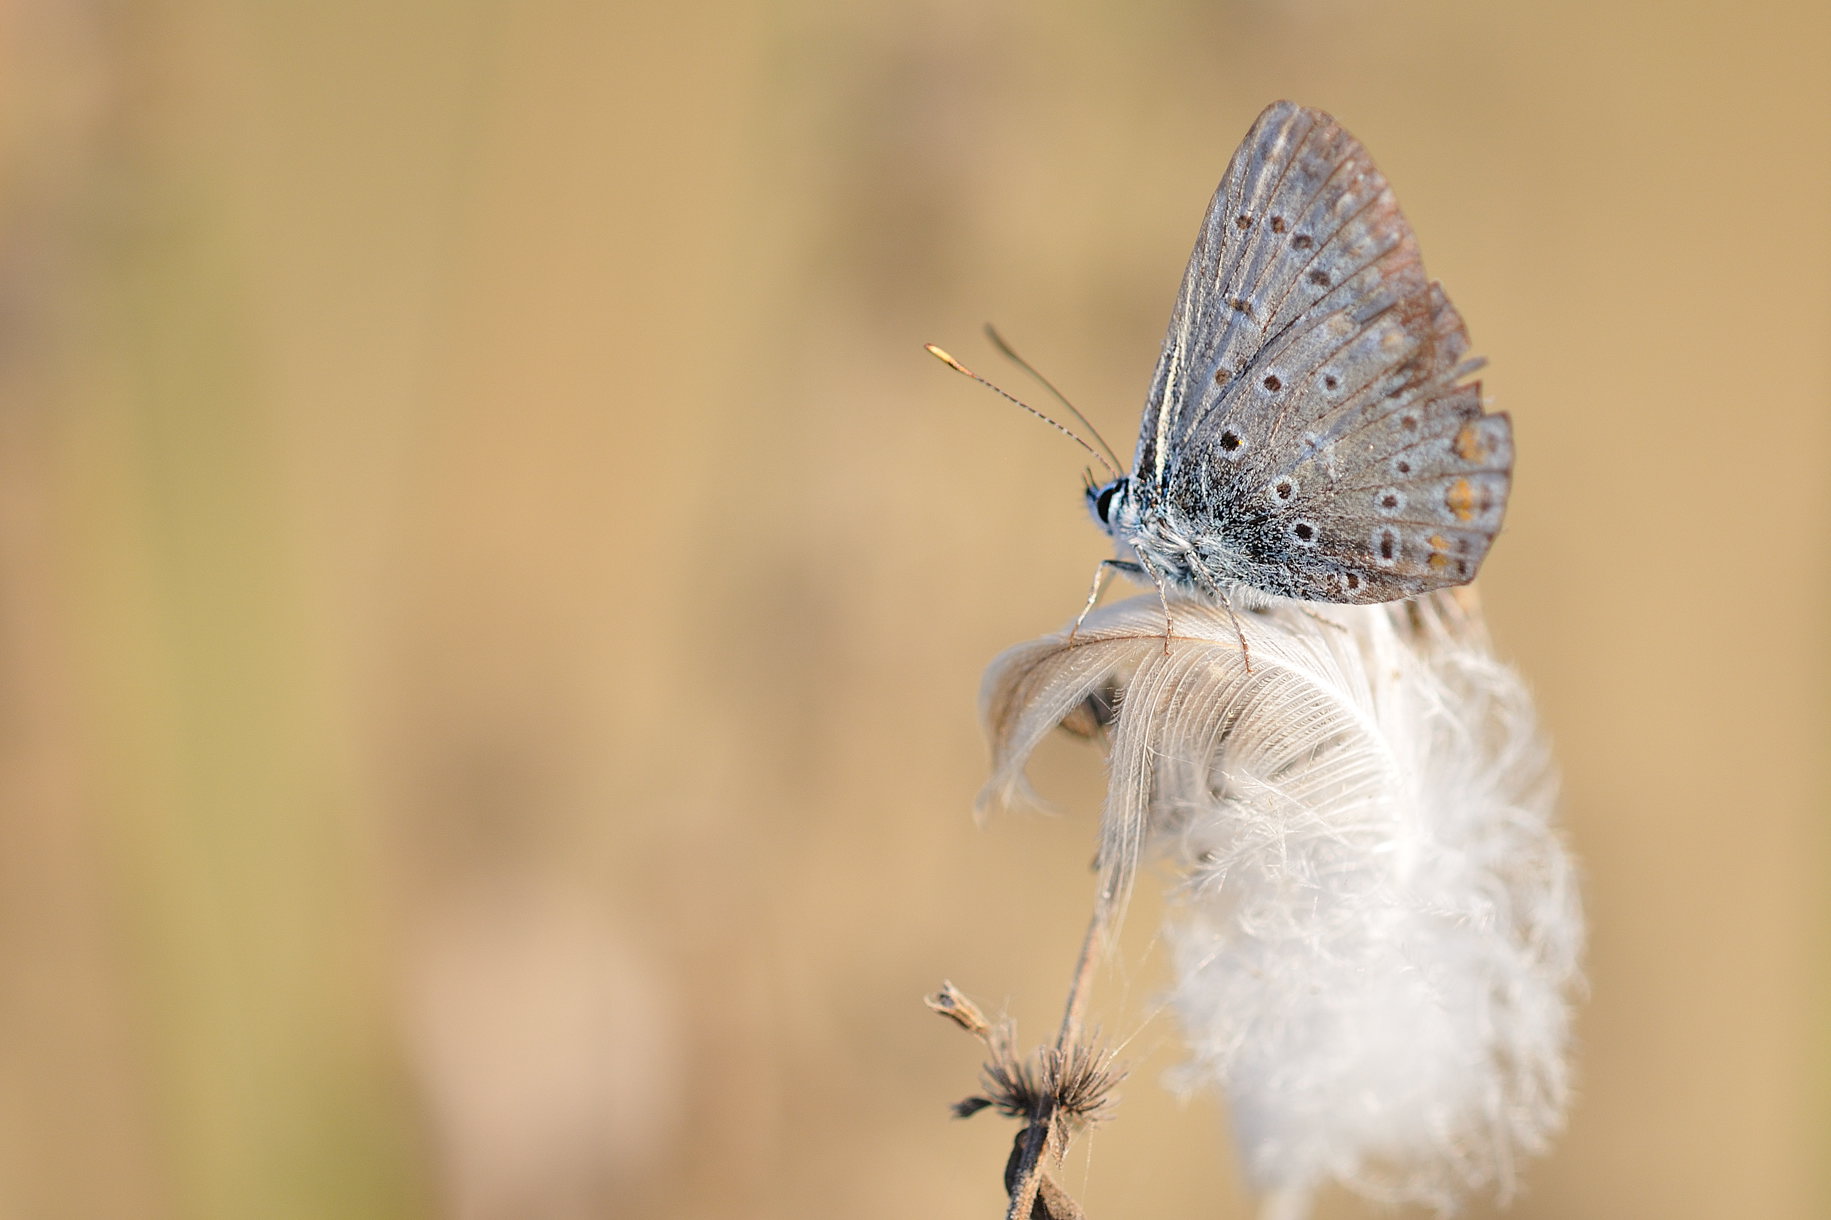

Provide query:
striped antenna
left=926, top=343, right=1121, bottom=479
left=982, top=325, right=1124, bottom=474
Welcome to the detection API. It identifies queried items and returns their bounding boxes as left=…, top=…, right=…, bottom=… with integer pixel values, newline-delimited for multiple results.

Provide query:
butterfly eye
left=1091, top=482, right=1123, bottom=525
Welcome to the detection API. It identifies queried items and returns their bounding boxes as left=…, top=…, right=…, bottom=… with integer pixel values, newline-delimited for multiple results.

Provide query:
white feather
left=980, top=591, right=1582, bottom=1212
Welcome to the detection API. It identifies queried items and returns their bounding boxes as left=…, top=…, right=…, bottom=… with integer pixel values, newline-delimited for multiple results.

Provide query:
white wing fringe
left=980, top=591, right=1582, bottom=1213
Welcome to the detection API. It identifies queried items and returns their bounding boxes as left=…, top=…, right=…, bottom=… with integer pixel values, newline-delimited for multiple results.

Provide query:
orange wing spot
left=1426, top=534, right=1452, bottom=571
left=1445, top=478, right=1476, bottom=521
left=1454, top=423, right=1491, bottom=463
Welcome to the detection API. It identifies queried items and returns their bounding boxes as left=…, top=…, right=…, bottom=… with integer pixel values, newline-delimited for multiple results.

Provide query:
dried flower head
left=975, top=1033, right=1123, bottom=1133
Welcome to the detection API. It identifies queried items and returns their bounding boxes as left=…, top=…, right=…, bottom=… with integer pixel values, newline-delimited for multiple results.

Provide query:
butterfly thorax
left=1088, top=475, right=1267, bottom=597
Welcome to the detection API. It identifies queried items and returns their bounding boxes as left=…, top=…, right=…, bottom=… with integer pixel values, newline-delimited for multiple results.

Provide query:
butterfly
left=1086, top=101, right=1511, bottom=607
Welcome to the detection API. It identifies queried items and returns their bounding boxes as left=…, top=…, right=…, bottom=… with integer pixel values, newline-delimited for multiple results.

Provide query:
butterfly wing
left=1137, top=101, right=1511, bottom=603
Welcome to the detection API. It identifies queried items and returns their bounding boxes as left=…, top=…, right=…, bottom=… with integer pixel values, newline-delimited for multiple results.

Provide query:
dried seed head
left=977, top=1034, right=1123, bottom=1133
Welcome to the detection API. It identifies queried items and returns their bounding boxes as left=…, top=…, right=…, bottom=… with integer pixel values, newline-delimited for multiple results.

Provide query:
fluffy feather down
left=980, top=591, right=1582, bottom=1212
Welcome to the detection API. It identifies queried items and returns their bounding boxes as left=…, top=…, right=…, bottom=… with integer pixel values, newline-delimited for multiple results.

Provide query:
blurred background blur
left=0, top=1, right=1825, bottom=1217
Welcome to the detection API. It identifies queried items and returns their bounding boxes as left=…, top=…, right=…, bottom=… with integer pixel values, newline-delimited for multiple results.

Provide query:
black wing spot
left=1292, top=234, right=1314, bottom=250
left=1262, top=375, right=1281, bottom=391
left=1400, top=415, right=1419, bottom=431
left=1235, top=214, right=1252, bottom=230
left=1345, top=572, right=1361, bottom=591
left=1395, top=459, right=1412, bottom=474
left=1270, top=216, right=1287, bottom=233
left=1213, top=367, right=1229, bottom=385
left=1230, top=297, right=1253, bottom=314
left=1323, top=375, right=1339, bottom=391
left=1292, top=521, right=1315, bottom=542
left=1378, top=531, right=1397, bottom=561
left=1219, top=431, right=1242, bottom=452
left=1308, top=269, right=1330, bottom=287
left=1379, top=492, right=1400, bottom=509
left=1274, top=480, right=1293, bottom=500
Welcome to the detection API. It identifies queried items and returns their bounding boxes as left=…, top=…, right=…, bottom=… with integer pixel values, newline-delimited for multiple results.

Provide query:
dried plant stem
left=1055, top=904, right=1107, bottom=1049
left=1002, top=904, right=1108, bottom=1220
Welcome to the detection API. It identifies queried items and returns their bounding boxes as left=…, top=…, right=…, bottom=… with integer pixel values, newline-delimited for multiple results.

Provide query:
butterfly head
left=1086, top=476, right=1137, bottom=539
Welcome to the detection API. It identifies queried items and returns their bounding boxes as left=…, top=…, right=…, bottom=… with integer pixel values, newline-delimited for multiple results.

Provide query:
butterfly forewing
left=1135, top=101, right=1511, bottom=603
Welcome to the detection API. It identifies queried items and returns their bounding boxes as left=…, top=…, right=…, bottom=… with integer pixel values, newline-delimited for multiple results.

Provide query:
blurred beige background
left=0, top=1, right=1825, bottom=1217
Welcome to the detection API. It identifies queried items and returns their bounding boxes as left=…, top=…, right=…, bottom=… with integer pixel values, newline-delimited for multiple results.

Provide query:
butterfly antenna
left=983, top=324, right=1125, bottom=474
left=925, top=344, right=1121, bottom=479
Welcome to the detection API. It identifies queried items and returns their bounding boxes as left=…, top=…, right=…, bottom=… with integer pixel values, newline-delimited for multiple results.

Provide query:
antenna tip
left=924, top=344, right=972, bottom=376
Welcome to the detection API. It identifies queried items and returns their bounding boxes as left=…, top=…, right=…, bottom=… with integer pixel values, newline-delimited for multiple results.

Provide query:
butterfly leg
left=1218, top=586, right=1252, bottom=674
left=1121, top=552, right=1179, bottom=656
left=1155, top=577, right=1177, bottom=656
left=1069, top=559, right=1145, bottom=643
left=1184, top=553, right=1249, bottom=672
